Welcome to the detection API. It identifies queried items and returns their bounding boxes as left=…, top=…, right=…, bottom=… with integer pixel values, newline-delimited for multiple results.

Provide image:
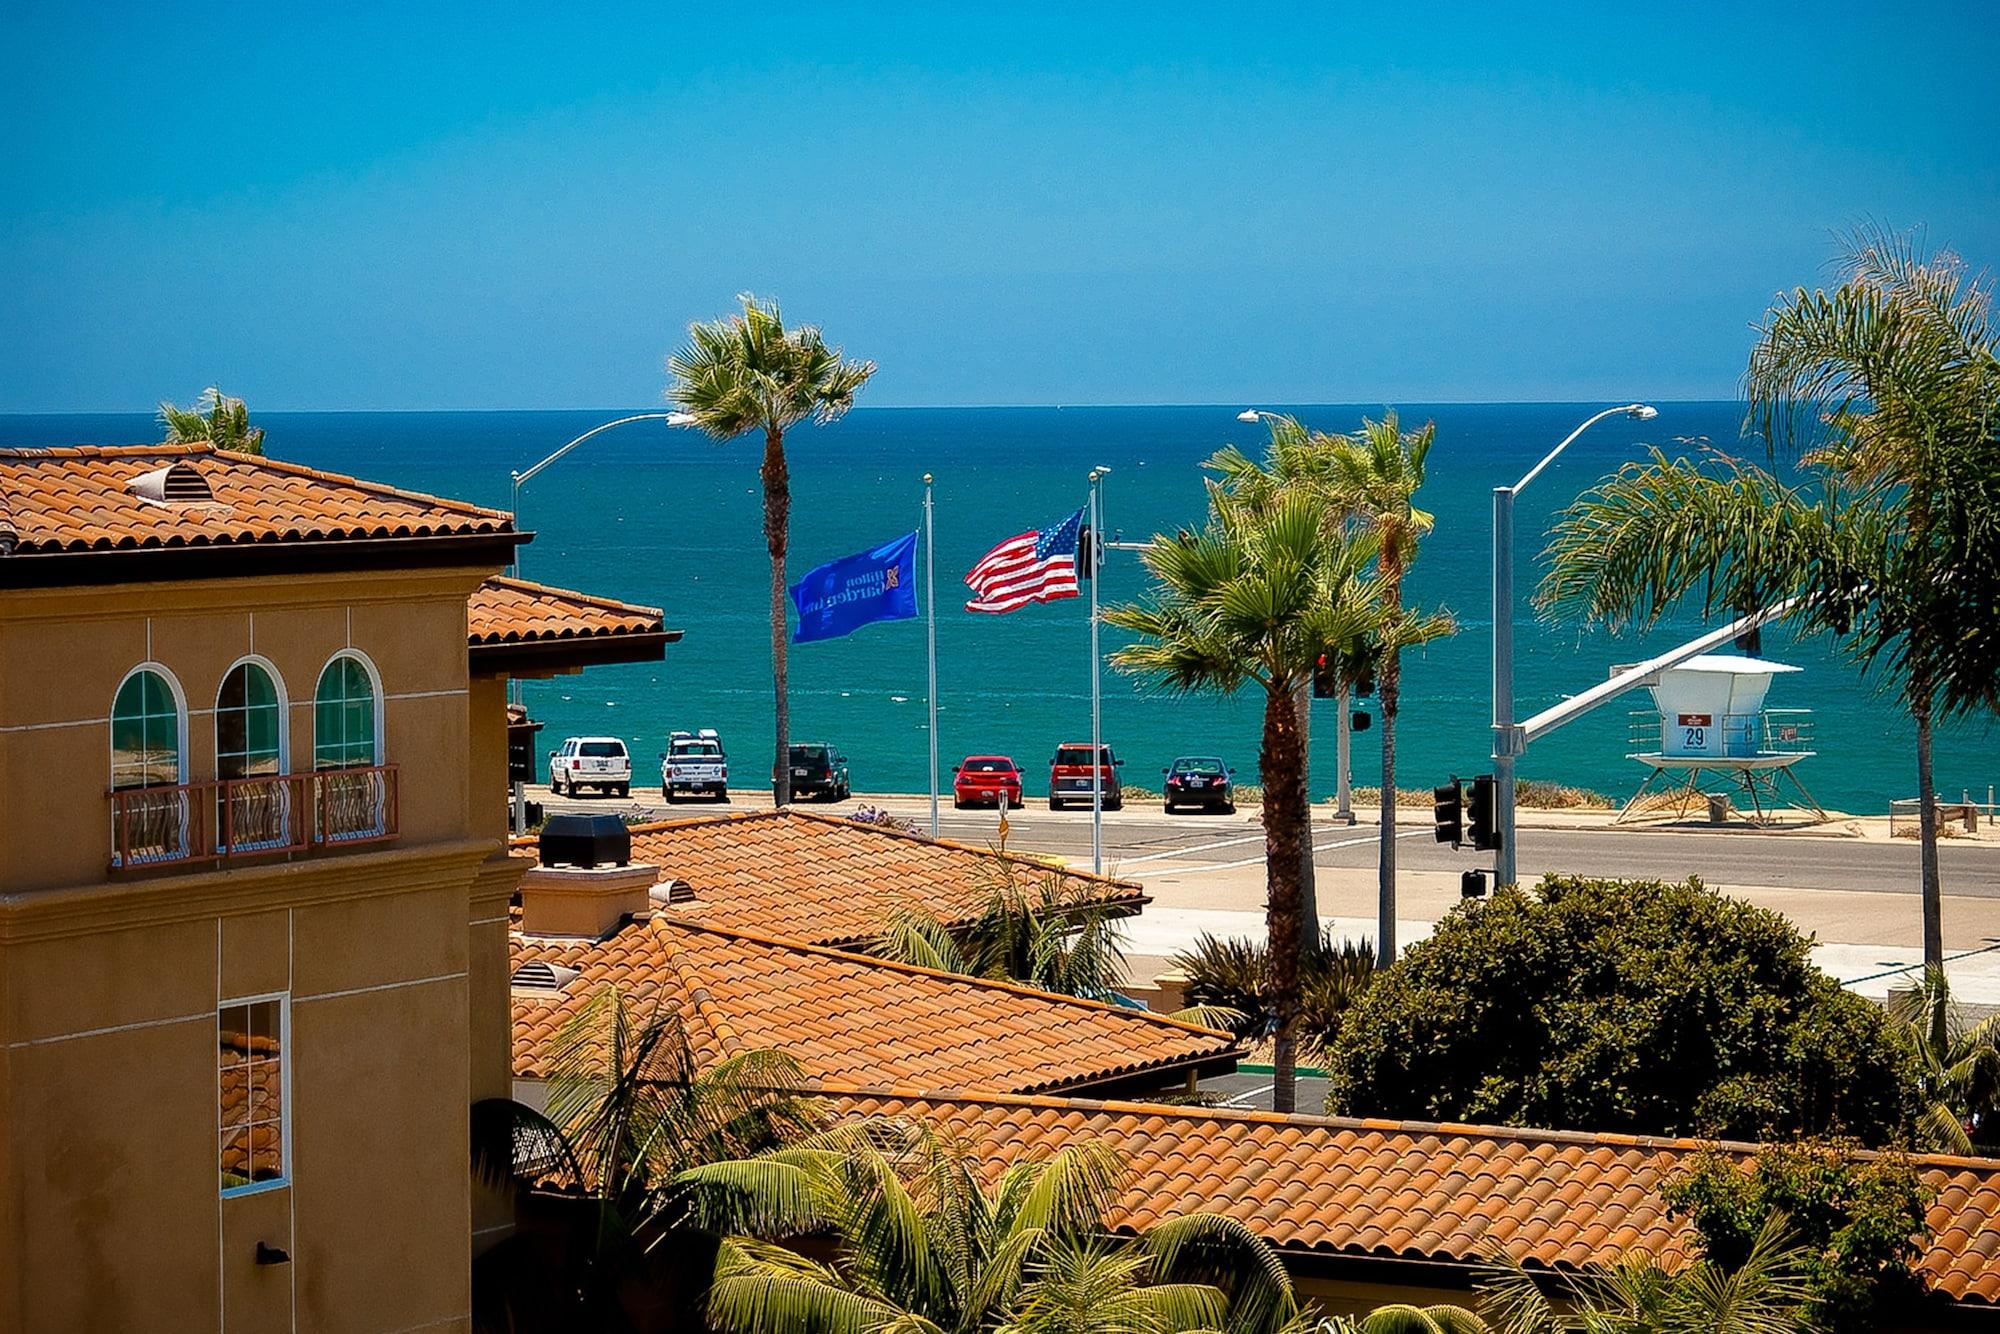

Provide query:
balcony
left=109, top=765, right=400, bottom=870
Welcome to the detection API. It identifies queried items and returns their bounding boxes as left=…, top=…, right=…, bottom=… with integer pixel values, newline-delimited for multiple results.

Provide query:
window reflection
left=219, top=998, right=285, bottom=1193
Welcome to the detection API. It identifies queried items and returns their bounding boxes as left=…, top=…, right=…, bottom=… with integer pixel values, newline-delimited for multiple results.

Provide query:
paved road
left=538, top=785, right=2000, bottom=900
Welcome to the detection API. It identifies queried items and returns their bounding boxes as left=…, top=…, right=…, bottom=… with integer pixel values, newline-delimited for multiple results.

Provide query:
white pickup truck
left=661, top=729, right=728, bottom=802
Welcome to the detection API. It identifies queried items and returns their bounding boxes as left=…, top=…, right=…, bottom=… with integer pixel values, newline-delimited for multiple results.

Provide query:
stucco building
left=0, top=442, right=669, bottom=1333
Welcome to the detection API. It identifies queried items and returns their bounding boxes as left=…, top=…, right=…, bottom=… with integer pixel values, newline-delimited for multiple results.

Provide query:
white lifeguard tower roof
left=1668, top=653, right=1802, bottom=675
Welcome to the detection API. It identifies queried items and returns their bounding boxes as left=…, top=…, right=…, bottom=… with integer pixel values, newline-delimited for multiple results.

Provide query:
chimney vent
left=538, top=814, right=632, bottom=869
left=129, top=461, right=215, bottom=504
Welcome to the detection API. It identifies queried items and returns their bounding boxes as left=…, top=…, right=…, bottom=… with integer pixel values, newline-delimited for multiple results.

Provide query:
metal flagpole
left=1088, top=468, right=1106, bottom=875
left=924, top=474, right=939, bottom=839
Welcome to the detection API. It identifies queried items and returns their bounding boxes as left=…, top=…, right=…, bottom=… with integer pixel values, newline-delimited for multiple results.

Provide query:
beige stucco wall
left=0, top=564, right=526, bottom=1333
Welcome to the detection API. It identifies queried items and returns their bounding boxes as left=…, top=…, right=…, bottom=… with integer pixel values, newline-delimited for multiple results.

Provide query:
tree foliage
left=1886, top=966, right=2000, bottom=1155
left=1170, top=926, right=1374, bottom=1057
left=159, top=385, right=265, bottom=455
left=679, top=1131, right=1306, bottom=1334
left=1477, top=1215, right=1817, bottom=1334
left=1323, top=876, right=1921, bottom=1144
left=665, top=294, right=874, bottom=808
left=873, top=857, right=1130, bottom=1001
left=1107, top=485, right=1390, bottom=1113
left=1663, top=1141, right=1935, bottom=1334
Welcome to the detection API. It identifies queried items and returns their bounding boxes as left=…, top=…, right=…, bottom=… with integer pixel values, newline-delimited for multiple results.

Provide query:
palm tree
left=667, top=295, right=876, bottom=806
left=158, top=386, right=265, bottom=455
left=471, top=987, right=824, bottom=1331
left=1477, top=1216, right=1816, bottom=1334
left=1888, top=966, right=2000, bottom=1154
left=1540, top=228, right=2000, bottom=969
left=1322, top=1306, right=1488, bottom=1334
left=1105, top=489, right=1388, bottom=1113
left=679, top=1132, right=1303, bottom=1334
left=1322, top=414, right=1449, bottom=969
left=874, top=858, right=1130, bottom=1000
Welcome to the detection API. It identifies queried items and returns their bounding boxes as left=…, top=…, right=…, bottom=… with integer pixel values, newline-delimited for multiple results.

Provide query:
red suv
left=1048, top=743, right=1123, bottom=811
left=952, top=755, right=1023, bottom=809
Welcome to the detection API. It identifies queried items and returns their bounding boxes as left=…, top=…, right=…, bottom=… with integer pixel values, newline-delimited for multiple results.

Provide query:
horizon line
left=1, top=397, right=1749, bottom=416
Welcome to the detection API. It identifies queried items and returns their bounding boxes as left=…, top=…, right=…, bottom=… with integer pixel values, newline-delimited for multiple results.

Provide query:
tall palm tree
left=1324, top=414, right=1447, bottom=969
left=159, top=386, right=265, bottom=455
left=1105, top=489, right=1389, bottom=1113
left=679, top=1132, right=1303, bottom=1334
left=471, top=988, right=824, bottom=1331
left=1888, top=966, right=2000, bottom=1154
left=667, top=295, right=876, bottom=806
left=1208, top=414, right=1381, bottom=944
left=1540, top=228, right=2000, bottom=969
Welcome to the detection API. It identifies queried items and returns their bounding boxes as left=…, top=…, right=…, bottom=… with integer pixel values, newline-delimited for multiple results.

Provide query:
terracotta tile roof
left=830, top=1089, right=2000, bottom=1306
left=468, top=576, right=665, bottom=645
left=0, top=442, right=511, bottom=553
left=510, top=916, right=1238, bottom=1093
left=506, top=808, right=1145, bottom=949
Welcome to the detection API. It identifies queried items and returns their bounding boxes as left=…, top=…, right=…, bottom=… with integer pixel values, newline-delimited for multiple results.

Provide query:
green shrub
left=1664, top=1141, right=1934, bottom=1333
left=1172, top=927, right=1373, bottom=1056
left=1323, top=876, right=1921, bottom=1143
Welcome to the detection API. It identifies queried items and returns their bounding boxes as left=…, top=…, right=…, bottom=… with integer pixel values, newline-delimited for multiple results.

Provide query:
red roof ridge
left=0, top=442, right=214, bottom=460
left=482, top=572, right=662, bottom=614
left=640, top=913, right=1237, bottom=1042
left=814, top=1084, right=2000, bottom=1168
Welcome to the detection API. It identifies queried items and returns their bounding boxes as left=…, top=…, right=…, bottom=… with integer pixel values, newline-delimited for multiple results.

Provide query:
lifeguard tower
left=1621, top=654, right=1825, bottom=824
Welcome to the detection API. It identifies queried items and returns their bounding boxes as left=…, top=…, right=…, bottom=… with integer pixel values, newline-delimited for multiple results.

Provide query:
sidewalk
left=1121, top=905, right=2000, bottom=1007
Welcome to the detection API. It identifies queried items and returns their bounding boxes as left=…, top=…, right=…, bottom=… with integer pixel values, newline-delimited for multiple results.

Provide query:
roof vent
left=511, top=960, right=581, bottom=991
left=128, top=462, right=215, bottom=505
left=649, top=878, right=696, bottom=906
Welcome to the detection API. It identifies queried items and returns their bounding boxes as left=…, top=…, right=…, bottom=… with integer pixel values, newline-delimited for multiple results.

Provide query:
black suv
left=785, top=743, right=851, bottom=802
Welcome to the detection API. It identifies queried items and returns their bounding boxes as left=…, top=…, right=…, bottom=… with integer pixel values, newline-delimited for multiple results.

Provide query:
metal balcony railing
left=109, top=765, right=400, bottom=870
left=1627, top=710, right=1814, bottom=757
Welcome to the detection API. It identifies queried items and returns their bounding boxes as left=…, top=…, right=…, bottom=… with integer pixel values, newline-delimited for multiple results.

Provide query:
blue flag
left=789, top=531, right=920, bottom=643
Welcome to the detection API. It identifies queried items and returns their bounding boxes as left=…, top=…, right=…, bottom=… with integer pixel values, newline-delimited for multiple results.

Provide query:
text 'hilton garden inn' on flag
left=789, top=531, right=920, bottom=643
left=964, top=508, right=1083, bottom=613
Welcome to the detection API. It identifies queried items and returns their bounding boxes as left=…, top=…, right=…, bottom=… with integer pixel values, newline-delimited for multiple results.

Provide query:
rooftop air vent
left=510, top=960, right=581, bottom=991
left=128, top=461, right=215, bottom=505
left=538, top=813, right=632, bottom=869
left=648, top=878, right=696, bottom=906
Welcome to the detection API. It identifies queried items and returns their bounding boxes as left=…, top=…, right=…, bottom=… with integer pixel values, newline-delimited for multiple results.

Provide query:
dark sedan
left=1162, top=755, right=1235, bottom=813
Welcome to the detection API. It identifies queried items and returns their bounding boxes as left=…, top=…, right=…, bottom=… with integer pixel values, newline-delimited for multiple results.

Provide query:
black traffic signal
left=1466, top=773, right=1501, bottom=852
left=1432, top=779, right=1463, bottom=846
left=1312, top=653, right=1337, bottom=699
left=1461, top=869, right=1489, bottom=898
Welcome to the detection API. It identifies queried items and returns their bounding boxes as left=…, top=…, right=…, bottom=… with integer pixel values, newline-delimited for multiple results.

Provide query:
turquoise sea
left=8, top=406, right=1994, bottom=814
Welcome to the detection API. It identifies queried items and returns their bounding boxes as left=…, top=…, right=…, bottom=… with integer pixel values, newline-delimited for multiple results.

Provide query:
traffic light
left=1461, top=869, right=1489, bottom=898
left=1312, top=653, right=1337, bottom=699
left=1432, top=779, right=1463, bottom=846
left=1467, top=773, right=1501, bottom=852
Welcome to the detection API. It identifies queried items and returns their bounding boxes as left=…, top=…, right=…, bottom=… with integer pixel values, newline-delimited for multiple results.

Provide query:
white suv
left=548, top=736, right=631, bottom=798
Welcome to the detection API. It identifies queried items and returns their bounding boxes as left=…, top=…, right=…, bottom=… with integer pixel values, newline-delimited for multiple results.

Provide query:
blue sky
left=4, top=3, right=1995, bottom=411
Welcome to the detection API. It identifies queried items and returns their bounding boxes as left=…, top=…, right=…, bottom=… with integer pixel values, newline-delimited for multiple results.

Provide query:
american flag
left=964, top=508, right=1084, bottom=613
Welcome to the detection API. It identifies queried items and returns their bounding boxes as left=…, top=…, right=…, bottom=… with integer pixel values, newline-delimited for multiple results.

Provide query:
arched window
left=217, top=661, right=284, bottom=783
left=111, top=668, right=184, bottom=790
left=313, top=654, right=378, bottom=770
left=217, top=661, right=287, bottom=852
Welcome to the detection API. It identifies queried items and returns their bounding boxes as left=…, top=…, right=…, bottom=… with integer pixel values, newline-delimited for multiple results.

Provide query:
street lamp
left=1491, top=403, right=1657, bottom=888
left=509, top=411, right=697, bottom=580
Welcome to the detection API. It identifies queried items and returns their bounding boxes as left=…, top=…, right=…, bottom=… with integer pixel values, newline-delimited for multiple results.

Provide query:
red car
left=952, top=755, right=1023, bottom=809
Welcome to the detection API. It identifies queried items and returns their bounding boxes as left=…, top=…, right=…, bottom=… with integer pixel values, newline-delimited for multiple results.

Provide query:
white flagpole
left=925, top=474, right=939, bottom=839
left=1088, top=468, right=1107, bottom=875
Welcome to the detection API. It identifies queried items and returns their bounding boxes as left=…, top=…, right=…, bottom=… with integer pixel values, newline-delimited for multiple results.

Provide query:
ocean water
left=8, top=406, right=1994, bottom=814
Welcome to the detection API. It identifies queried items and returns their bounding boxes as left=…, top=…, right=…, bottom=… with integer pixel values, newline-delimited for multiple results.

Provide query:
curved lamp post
left=1492, top=403, right=1657, bottom=888
left=510, top=412, right=697, bottom=580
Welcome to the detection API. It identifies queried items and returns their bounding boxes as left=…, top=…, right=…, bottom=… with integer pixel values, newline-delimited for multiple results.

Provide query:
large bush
left=1664, top=1141, right=1934, bottom=1334
left=1323, top=876, right=1920, bottom=1143
left=1173, top=926, right=1374, bottom=1056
